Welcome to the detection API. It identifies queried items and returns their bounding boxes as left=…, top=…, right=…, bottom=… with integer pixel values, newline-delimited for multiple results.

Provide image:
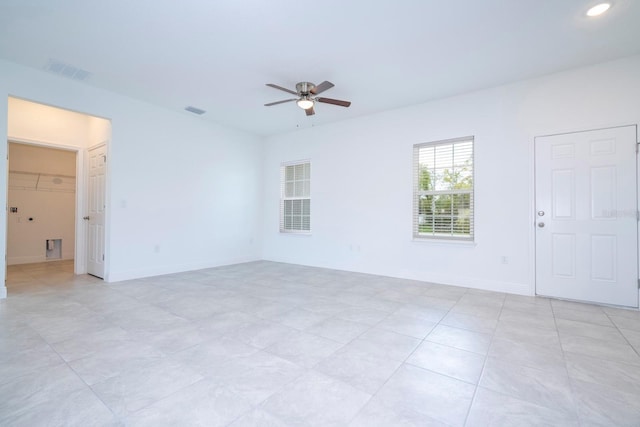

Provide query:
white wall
left=8, top=97, right=97, bottom=147
left=261, top=55, right=640, bottom=295
left=8, top=190, right=76, bottom=264
left=0, top=59, right=263, bottom=290
left=106, top=107, right=263, bottom=281
left=2, top=55, right=638, bottom=299
left=7, top=144, right=76, bottom=264
left=8, top=142, right=77, bottom=174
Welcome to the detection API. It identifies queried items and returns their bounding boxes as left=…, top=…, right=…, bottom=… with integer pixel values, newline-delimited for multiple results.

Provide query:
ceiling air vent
left=185, top=106, right=206, bottom=115
left=43, top=58, right=91, bottom=81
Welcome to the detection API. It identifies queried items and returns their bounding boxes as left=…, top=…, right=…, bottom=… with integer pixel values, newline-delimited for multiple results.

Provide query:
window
left=280, top=160, right=311, bottom=233
left=413, top=137, right=474, bottom=240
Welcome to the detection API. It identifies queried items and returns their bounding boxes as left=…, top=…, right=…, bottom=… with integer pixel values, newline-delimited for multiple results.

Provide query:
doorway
left=5, top=97, right=111, bottom=285
left=534, top=125, right=638, bottom=307
left=7, top=143, right=77, bottom=266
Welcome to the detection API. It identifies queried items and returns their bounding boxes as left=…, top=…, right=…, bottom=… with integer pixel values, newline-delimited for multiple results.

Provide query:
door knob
left=537, top=222, right=545, bottom=228
left=83, top=216, right=90, bottom=220
left=537, top=211, right=545, bottom=216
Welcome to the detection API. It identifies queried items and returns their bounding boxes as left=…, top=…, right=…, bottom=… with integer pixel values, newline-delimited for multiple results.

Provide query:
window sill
left=280, top=231, right=312, bottom=236
left=412, top=238, right=476, bottom=247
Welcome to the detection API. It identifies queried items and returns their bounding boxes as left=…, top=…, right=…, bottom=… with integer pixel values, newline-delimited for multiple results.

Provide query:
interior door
left=87, top=144, right=106, bottom=278
left=535, top=126, right=638, bottom=307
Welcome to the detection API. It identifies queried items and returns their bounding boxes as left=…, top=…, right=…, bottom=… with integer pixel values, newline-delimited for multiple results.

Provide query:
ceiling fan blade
left=310, top=81, right=334, bottom=95
left=266, top=83, right=297, bottom=95
left=316, top=97, right=351, bottom=107
left=305, top=106, right=315, bottom=116
left=264, top=98, right=297, bottom=107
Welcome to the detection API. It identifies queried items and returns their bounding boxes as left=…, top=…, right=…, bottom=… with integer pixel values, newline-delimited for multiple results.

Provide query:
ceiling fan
left=264, top=81, right=351, bottom=116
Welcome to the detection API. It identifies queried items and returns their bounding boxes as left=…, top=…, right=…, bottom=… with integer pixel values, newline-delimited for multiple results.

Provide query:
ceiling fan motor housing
left=296, top=82, right=315, bottom=95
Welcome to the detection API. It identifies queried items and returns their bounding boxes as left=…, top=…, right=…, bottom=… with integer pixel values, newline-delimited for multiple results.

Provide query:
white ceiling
left=1, top=1, right=639, bottom=136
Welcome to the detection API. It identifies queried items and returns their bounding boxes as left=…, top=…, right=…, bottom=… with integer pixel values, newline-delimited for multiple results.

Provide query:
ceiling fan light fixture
left=297, top=97, right=314, bottom=110
left=266, top=81, right=350, bottom=114
left=586, top=2, right=611, bottom=17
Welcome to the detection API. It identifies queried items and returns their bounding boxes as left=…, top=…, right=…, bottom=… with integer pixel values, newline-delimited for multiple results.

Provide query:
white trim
left=8, top=255, right=74, bottom=265
left=281, top=158, right=311, bottom=167
left=8, top=255, right=45, bottom=265
left=528, top=132, right=537, bottom=296
left=7, top=136, right=80, bottom=152
left=411, top=238, right=477, bottom=247
left=534, top=124, right=639, bottom=139
left=262, top=256, right=531, bottom=296
left=406, top=272, right=530, bottom=296
left=107, top=256, right=261, bottom=282
left=637, top=129, right=640, bottom=306
left=415, top=135, right=475, bottom=149
left=75, top=148, right=87, bottom=275
left=103, top=138, right=112, bottom=282
left=279, top=230, right=312, bottom=236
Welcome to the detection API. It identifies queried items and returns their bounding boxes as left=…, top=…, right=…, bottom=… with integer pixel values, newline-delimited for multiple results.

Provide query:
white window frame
left=280, top=159, right=311, bottom=233
left=413, top=136, right=474, bottom=241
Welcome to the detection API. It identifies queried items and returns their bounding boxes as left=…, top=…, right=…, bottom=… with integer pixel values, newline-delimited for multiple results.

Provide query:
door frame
left=6, top=137, right=89, bottom=275
left=531, top=123, right=640, bottom=304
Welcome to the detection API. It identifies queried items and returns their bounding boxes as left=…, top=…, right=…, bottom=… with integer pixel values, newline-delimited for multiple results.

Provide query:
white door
left=535, top=126, right=638, bottom=307
left=87, top=144, right=106, bottom=278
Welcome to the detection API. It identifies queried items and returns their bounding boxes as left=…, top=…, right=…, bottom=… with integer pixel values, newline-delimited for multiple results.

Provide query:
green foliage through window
left=414, top=138, right=473, bottom=240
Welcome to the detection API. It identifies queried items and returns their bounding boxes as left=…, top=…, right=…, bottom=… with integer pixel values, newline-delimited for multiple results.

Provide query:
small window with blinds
left=280, top=160, right=311, bottom=233
left=413, top=137, right=474, bottom=240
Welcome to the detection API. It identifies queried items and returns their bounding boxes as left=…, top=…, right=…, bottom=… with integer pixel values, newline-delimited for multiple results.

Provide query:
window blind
left=413, top=137, right=474, bottom=240
left=280, top=160, right=311, bottom=233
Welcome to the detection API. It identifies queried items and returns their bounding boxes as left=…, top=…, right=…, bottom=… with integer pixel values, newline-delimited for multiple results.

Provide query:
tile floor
left=1, top=260, right=640, bottom=426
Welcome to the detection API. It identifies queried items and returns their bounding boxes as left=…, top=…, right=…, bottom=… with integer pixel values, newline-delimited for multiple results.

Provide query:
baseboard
left=7, top=255, right=45, bottom=265
left=8, top=255, right=74, bottom=265
left=261, top=256, right=532, bottom=296
left=398, top=270, right=531, bottom=296
left=106, top=256, right=262, bottom=283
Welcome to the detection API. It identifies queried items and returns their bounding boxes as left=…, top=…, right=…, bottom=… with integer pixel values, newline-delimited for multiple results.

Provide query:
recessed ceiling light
left=586, top=3, right=611, bottom=17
